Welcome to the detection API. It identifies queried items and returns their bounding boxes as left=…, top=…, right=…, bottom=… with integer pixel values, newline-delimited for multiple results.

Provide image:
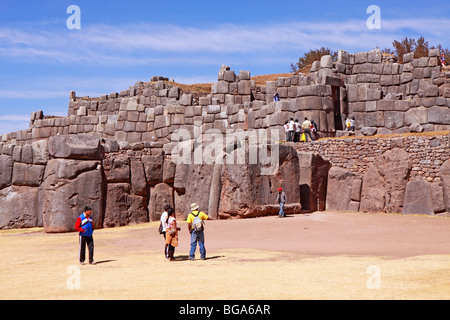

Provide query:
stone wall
left=296, top=133, right=449, bottom=181
left=2, top=49, right=449, bottom=149
left=296, top=133, right=450, bottom=216
left=0, top=48, right=449, bottom=231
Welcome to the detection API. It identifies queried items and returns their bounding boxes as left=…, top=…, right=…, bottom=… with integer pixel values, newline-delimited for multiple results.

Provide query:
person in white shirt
left=283, top=121, right=289, bottom=142
left=160, top=204, right=171, bottom=240
left=294, top=119, right=301, bottom=142
left=288, top=118, right=295, bottom=142
left=164, top=208, right=179, bottom=261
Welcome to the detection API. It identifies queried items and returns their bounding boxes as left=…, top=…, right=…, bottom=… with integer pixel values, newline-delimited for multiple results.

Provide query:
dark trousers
left=79, top=235, right=94, bottom=263
left=165, top=244, right=175, bottom=259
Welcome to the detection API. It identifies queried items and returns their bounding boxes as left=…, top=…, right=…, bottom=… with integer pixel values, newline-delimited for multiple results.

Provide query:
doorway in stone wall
left=332, top=86, right=344, bottom=131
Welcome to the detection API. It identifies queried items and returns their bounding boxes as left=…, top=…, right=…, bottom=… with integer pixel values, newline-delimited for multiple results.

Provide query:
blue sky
left=1, top=0, right=449, bottom=135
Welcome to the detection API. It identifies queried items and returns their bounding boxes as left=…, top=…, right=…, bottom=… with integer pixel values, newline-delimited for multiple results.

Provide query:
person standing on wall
left=283, top=120, right=289, bottom=142
left=440, top=53, right=446, bottom=67
left=288, top=118, right=295, bottom=142
left=273, top=91, right=280, bottom=102
left=294, top=119, right=301, bottom=142
left=187, top=203, right=209, bottom=261
left=75, top=206, right=96, bottom=265
left=301, top=117, right=314, bottom=142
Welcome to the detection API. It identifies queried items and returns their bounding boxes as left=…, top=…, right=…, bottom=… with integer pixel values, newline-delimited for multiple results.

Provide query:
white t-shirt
left=165, top=216, right=176, bottom=230
left=288, top=120, right=295, bottom=131
left=160, top=211, right=168, bottom=232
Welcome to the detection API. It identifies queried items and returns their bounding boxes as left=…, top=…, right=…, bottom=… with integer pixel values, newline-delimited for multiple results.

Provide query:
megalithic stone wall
left=0, top=49, right=449, bottom=231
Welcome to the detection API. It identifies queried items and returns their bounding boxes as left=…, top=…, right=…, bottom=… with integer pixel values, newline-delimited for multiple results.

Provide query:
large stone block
left=384, top=111, right=405, bottom=130
left=174, top=163, right=215, bottom=219
left=428, top=107, right=450, bottom=124
left=440, top=159, right=450, bottom=214
left=298, top=152, right=331, bottom=211
left=320, top=55, right=333, bottom=68
left=130, top=159, right=147, bottom=196
left=0, top=155, right=13, bottom=189
left=404, top=106, right=428, bottom=125
left=360, top=148, right=411, bottom=213
left=32, top=140, right=50, bottom=165
left=402, top=180, right=434, bottom=215
left=219, top=144, right=301, bottom=219
left=238, top=80, right=252, bottom=95
left=40, top=159, right=103, bottom=233
left=326, top=167, right=361, bottom=211
left=142, top=154, right=164, bottom=184
left=104, top=183, right=148, bottom=227
left=49, top=135, right=103, bottom=160
left=103, top=154, right=130, bottom=182
left=0, top=186, right=39, bottom=229
left=296, top=96, right=322, bottom=110
left=297, top=85, right=319, bottom=97
left=215, top=81, right=230, bottom=94
left=148, top=183, right=174, bottom=222
left=11, top=163, right=45, bottom=187
left=364, top=111, right=385, bottom=127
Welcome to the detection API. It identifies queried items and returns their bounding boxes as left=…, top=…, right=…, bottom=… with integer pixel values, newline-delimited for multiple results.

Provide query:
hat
left=191, top=203, right=199, bottom=211
left=278, top=188, right=283, bottom=192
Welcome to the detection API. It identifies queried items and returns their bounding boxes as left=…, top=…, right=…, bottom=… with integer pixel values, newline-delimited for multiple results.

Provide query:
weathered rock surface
left=298, top=151, right=331, bottom=212
left=148, top=183, right=174, bottom=221
left=0, top=155, right=13, bottom=189
left=0, top=186, right=39, bottom=229
left=48, top=135, right=104, bottom=160
left=40, top=159, right=103, bottom=233
left=440, top=159, right=450, bottom=215
left=326, top=166, right=362, bottom=211
left=104, top=183, right=148, bottom=227
left=219, top=144, right=301, bottom=218
left=360, top=148, right=411, bottom=213
left=403, top=180, right=434, bottom=215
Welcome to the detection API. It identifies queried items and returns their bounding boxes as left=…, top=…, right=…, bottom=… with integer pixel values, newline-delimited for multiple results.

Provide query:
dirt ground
left=1, top=211, right=449, bottom=300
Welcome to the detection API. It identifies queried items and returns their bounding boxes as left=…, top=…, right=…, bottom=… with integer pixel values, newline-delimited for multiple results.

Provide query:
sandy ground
left=1, top=211, right=449, bottom=300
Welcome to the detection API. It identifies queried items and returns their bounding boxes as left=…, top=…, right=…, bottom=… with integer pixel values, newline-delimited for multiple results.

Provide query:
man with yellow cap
left=186, top=203, right=209, bottom=260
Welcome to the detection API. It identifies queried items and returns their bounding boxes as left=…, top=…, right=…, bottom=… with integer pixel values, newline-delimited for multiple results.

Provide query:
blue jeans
left=190, top=231, right=206, bottom=260
left=279, top=203, right=286, bottom=217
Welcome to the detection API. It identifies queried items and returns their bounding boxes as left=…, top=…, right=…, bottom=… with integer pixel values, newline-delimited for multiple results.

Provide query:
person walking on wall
left=283, top=120, right=289, bottom=142
left=75, top=206, right=96, bottom=265
left=288, top=118, right=295, bottom=142
left=441, top=53, right=446, bottom=67
left=165, top=208, right=179, bottom=261
left=294, top=119, right=301, bottom=142
left=301, top=117, right=314, bottom=142
left=187, top=203, right=209, bottom=261
left=311, top=120, right=318, bottom=140
left=273, top=91, right=280, bottom=102
left=277, top=188, right=287, bottom=217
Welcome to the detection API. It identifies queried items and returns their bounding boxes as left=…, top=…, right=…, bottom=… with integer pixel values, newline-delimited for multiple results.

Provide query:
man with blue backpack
left=186, top=203, right=209, bottom=261
left=75, top=206, right=96, bottom=265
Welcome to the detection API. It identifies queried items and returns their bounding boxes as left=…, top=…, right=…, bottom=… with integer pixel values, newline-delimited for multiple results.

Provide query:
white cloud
left=1, top=18, right=449, bottom=68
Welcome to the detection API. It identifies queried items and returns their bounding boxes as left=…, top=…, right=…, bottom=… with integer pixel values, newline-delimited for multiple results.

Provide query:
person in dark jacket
left=75, top=206, right=96, bottom=265
left=277, top=188, right=287, bottom=217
